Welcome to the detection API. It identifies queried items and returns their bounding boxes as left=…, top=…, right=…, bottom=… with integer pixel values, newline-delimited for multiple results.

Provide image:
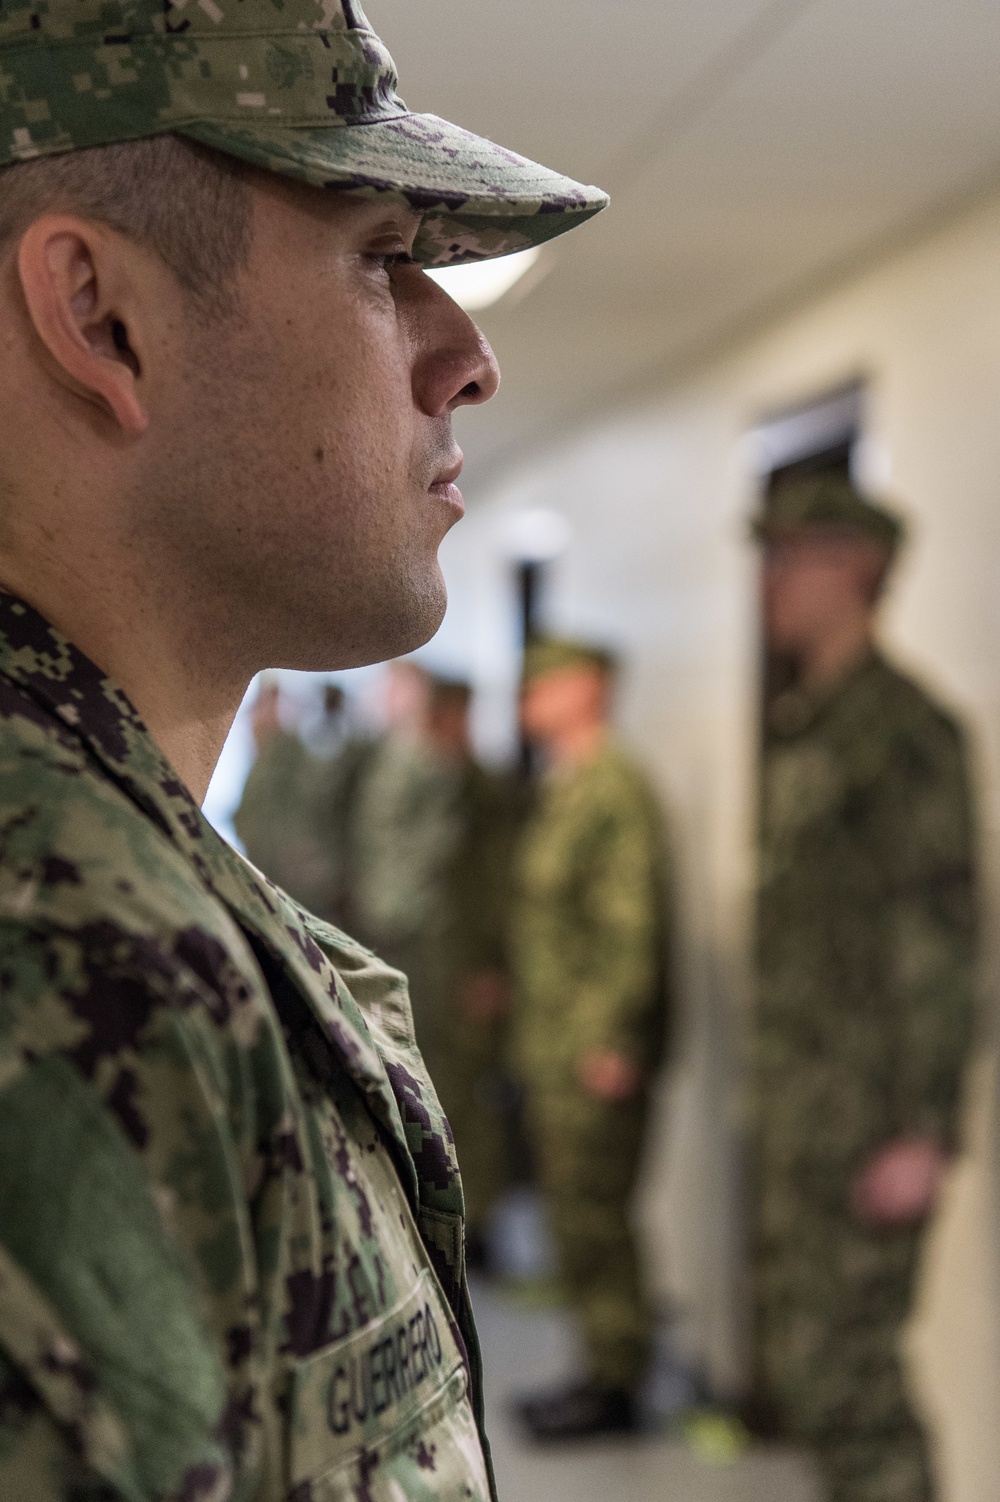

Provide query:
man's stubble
left=127, top=304, right=452, bottom=684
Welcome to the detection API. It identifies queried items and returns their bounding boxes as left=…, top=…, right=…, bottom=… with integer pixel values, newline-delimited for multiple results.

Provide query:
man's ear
left=16, top=215, right=149, bottom=435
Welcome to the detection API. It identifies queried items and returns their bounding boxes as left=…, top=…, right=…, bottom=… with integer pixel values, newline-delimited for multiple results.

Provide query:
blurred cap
left=0, top=0, right=608, bottom=266
left=522, top=637, right=618, bottom=684
left=751, top=472, right=905, bottom=553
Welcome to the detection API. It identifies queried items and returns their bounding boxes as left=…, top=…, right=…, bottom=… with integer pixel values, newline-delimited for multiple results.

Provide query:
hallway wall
left=439, top=184, right=1000, bottom=1501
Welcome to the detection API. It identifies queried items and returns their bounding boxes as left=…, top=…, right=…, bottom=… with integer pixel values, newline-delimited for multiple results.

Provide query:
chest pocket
left=287, top=1267, right=489, bottom=1501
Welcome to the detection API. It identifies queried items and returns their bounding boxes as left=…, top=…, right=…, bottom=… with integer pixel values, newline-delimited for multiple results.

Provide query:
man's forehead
left=765, top=529, right=886, bottom=559
left=327, top=194, right=422, bottom=236
left=528, top=662, right=606, bottom=688
left=253, top=172, right=422, bottom=239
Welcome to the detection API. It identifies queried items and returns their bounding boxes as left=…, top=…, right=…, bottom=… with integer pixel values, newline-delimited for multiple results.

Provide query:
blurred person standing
left=419, top=679, right=520, bottom=1265
left=750, top=474, right=978, bottom=1502
left=233, top=677, right=337, bottom=914
left=305, top=682, right=382, bottom=929
left=346, top=660, right=453, bottom=998
left=348, top=670, right=518, bottom=1251
left=511, top=638, right=672, bottom=1441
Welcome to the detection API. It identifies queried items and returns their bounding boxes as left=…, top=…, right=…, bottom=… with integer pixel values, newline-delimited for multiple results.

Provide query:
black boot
left=513, top=1380, right=639, bottom=1441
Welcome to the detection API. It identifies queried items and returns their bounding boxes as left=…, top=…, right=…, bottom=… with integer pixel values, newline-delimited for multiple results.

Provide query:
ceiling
left=365, top=0, right=1000, bottom=497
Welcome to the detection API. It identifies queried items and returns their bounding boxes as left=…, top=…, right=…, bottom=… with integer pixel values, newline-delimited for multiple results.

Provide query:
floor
left=471, top=1277, right=821, bottom=1502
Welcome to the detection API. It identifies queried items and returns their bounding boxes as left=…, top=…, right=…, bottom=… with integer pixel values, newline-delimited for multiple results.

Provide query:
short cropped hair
left=0, top=135, right=253, bottom=310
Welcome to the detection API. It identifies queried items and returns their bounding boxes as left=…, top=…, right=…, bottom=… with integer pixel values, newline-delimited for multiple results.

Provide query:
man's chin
left=278, top=571, right=448, bottom=673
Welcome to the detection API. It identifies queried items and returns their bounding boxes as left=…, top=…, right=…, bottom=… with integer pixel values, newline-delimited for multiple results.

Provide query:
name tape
left=327, top=1300, right=444, bottom=1436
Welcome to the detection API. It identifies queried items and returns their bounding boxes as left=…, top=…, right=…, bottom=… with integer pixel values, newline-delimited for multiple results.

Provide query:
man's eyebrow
left=332, top=194, right=421, bottom=233
left=365, top=207, right=423, bottom=237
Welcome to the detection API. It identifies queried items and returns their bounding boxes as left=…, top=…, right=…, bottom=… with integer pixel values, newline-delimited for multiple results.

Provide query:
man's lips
left=428, top=455, right=465, bottom=515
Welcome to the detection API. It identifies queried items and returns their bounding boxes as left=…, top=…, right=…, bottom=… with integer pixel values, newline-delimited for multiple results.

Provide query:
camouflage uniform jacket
left=233, top=731, right=336, bottom=918
left=412, top=761, right=520, bottom=1086
left=441, top=763, right=520, bottom=988
left=349, top=738, right=465, bottom=955
left=755, top=649, right=978, bottom=1198
left=510, top=739, right=670, bottom=1084
left=0, top=594, right=496, bottom=1502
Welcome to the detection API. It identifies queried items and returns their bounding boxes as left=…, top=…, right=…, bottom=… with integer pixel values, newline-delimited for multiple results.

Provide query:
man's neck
left=548, top=719, right=609, bottom=768
left=800, top=614, right=876, bottom=695
left=0, top=554, right=247, bottom=804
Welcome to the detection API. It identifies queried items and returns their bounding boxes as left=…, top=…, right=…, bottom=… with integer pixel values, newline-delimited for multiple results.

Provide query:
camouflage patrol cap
left=522, top=637, right=618, bottom=684
left=0, top=0, right=608, bottom=267
left=751, top=472, right=905, bottom=554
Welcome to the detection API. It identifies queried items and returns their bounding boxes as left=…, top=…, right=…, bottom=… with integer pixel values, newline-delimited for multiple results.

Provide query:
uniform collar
left=0, top=591, right=416, bottom=1193
left=767, top=646, right=884, bottom=738
left=542, top=731, right=616, bottom=784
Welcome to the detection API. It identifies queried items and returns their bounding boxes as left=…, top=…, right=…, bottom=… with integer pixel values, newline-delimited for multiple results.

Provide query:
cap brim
left=749, top=517, right=901, bottom=549
left=181, top=111, right=608, bottom=267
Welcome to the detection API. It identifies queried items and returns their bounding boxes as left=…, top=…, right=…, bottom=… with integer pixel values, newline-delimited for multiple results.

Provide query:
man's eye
left=368, top=251, right=417, bottom=273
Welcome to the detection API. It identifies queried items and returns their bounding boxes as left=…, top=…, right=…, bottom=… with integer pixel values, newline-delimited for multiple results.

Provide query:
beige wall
left=443, top=185, right=1000, bottom=1501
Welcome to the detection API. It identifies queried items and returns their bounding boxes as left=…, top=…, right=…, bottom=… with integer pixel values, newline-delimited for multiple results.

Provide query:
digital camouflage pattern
left=233, top=729, right=338, bottom=918
left=0, top=0, right=608, bottom=266
left=308, top=735, right=380, bottom=933
left=522, top=1087, right=651, bottom=1392
left=510, top=739, right=671, bottom=1390
left=511, top=741, right=670, bottom=1082
left=344, top=740, right=517, bottom=1237
left=753, top=650, right=978, bottom=1502
left=418, top=763, right=521, bottom=1242
left=346, top=735, right=464, bottom=1004
left=0, top=592, right=496, bottom=1502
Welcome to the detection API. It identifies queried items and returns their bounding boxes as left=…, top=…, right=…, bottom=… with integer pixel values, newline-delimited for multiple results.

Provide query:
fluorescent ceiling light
left=426, top=246, right=541, bottom=311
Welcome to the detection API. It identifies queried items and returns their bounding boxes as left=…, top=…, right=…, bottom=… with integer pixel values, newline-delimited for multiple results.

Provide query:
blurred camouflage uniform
left=511, top=726, right=670, bottom=1392
left=348, top=720, right=518, bottom=1239
left=309, top=738, right=379, bottom=932
left=233, top=725, right=336, bottom=917
left=348, top=734, right=464, bottom=1018
left=753, top=649, right=977, bottom=1502
left=425, top=761, right=520, bottom=1242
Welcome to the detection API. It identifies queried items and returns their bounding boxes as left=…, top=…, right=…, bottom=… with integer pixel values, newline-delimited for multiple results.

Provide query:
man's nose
left=411, top=275, right=501, bottom=416
left=445, top=322, right=500, bottom=413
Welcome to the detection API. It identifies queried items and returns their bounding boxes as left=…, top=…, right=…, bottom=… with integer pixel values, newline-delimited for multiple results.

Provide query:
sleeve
left=0, top=920, right=269, bottom=1502
left=886, top=714, right=979, bottom=1148
left=0, top=1388, right=77, bottom=1502
left=0, top=1247, right=141, bottom=1501
left=569, top=778, right=669, bottom=1065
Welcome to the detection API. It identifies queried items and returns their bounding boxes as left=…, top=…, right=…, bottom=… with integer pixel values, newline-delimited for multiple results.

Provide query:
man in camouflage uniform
left=305, top=684, right=382, bottom=931
left=510, top=639, right=671, bottom=1441
left=0, top=5, right=607, bottom=1496
left=345, top=661, right=451, bottom=999
left=750, top=474, right=978, bottom=1502
left=344, top=673, right=516, bottom=1259
left=411, top=679, right=519, bottom=1266
left=233, top=679, right=338, bottom=916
